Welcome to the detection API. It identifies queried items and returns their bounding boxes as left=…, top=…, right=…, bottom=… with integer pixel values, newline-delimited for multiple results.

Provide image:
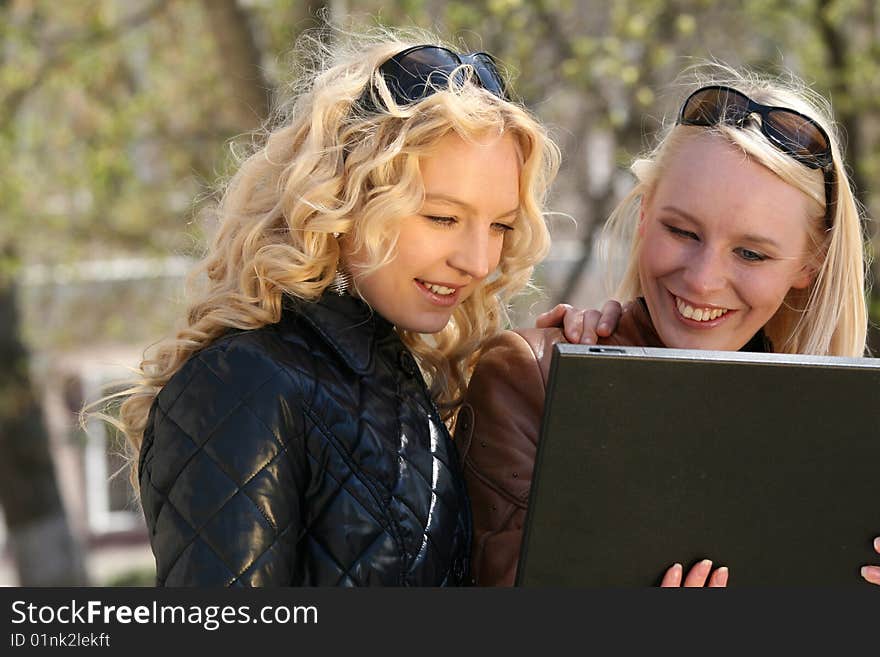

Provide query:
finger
left=683, top=559, right=713, bottom=587
left=860, top=566, right=880, bottom=585
left=563, top=309, right=586, bottom=344
left=874, top=536, right=880, bottom=555
left=533, top=305, right=562, bottom=328
left=708, top=566, right=729, bottom=588
left=534, top=303, right=571, bottom=329
left=577, top=310, right=602, bottom=344
left=660, top=563, right=683, bottom=587
left=597, top=299, right=623, bottom=337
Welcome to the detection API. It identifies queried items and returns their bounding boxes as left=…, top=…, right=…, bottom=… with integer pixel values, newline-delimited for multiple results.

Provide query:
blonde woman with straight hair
left=459, top=67, right=880, bottom=587
left=597, top=77, right=866, bottom=357
left=112, top=29, right=561, bottom=586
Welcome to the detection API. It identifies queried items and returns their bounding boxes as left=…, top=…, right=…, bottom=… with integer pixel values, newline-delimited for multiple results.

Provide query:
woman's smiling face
left=347, top=130, right=521, bottom=334
left=638, top=133, right=818, bottom=351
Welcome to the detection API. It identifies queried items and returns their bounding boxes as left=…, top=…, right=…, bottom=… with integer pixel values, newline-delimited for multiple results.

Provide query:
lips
left=669, top=292, right=737, bottom=327
left=675, top=296, right=730, bottom=322
left=414, top=279, right=463, bottom=307
left=420, top=280, right=456, bottom=296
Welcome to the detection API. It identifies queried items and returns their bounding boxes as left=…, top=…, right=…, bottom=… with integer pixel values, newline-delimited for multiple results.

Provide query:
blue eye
left=735, top=247, right=768, bottom=262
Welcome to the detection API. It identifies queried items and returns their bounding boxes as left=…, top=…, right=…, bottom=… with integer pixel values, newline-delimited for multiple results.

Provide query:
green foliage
left=2, top=0, right=880, bottom=341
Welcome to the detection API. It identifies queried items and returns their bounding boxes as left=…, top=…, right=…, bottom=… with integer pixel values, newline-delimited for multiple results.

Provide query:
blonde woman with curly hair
left=115, top=32, right=560, bottom=586
left=459, top=68, right=879, bottom=587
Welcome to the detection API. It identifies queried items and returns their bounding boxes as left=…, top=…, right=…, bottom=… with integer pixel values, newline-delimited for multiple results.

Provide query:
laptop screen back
left=516, top=345, right=880, bottom=587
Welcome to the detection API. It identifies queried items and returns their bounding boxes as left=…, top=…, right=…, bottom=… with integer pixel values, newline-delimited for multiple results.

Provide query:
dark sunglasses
left=678, top=85, right=835, bottom=225
left=358, top=44, right=509, bottom=113
left=678, top=85, right=833, bottom=170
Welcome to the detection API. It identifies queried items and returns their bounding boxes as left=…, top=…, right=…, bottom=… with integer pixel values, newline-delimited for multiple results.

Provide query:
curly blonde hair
left=604, top=65, right=868, bottom=357
left=108, top=29, right=559, bottom=487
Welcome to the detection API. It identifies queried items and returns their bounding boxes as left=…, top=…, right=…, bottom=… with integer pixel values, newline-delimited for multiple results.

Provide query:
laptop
left=515, top=344, right=880, bottom=587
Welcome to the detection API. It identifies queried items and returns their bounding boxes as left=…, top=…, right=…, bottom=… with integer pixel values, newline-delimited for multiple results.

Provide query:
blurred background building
left=1, top=0, right=878, bottom=585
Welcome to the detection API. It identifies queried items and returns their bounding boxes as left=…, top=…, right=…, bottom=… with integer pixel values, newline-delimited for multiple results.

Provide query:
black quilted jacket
left=138, top=292, right=471, bottom=586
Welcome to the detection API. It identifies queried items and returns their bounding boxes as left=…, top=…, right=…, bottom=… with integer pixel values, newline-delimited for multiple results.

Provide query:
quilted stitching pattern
left=140, top=293, right=470, bottom=586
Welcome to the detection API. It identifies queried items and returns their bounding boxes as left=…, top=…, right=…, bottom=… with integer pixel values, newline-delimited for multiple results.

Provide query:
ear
left=790, top=263, right=816, bottom=290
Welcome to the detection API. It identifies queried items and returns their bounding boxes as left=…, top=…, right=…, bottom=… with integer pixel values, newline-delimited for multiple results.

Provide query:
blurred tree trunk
left=0, top=1, right=87, bottom=586
left=814, top=0, right=869, bottom=206
left=0, top=273, right=87, bottom=585
left=200, top=0, right=333, bottom=129
left=201, top=0, right=272, bottom=130
left=813, top=0, right=879, bottom=354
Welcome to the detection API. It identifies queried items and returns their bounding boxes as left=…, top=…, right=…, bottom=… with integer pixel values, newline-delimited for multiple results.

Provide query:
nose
left=681, top=247, right=728, bottom=296
left=447, top=223, right=495, bottom=281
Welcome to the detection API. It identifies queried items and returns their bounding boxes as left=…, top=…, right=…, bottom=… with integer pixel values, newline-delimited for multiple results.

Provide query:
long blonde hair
left=604, top=67, right=867, bottom=357
left=109, top=30, right=559, bottom=484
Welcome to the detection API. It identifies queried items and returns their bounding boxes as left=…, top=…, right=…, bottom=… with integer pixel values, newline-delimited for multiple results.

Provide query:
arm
left=455, top=330, right=553, bottom=586
left=140, top=342, right=306, bottom=587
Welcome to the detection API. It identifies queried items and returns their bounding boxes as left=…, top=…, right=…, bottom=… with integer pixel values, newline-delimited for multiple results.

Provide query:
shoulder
left=473, top=329, right=539, bottom=380
left=145, top=330, right=310, bottom=481
left=468, top=327, right=565, bottom=396
left=511, top=327, right=567, bottom=387
left=141, top=330, right=309, bottom=586
left=479, top=326, right=566, bottom=361
left=158, top=329, right=303, bottom=410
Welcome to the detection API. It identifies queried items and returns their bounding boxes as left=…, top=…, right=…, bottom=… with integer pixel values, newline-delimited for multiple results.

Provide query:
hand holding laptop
left=660, top=561, right=729, bottom=587
left=662, top=537, right=880, bottom=586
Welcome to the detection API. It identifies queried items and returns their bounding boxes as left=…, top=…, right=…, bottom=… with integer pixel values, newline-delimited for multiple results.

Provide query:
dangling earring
left=330, top=231, right=351, bottom=295
left=329, top=268, right=352, bottom=295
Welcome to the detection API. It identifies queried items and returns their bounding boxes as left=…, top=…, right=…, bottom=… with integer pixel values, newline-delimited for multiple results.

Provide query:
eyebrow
left=661, top=205, right=782, bottom=250
left=424, top=193, right=519, bottom=219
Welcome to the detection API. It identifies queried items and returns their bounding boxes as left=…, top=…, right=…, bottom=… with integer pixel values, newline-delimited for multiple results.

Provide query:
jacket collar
left=283, top=292, right=394, bottom=375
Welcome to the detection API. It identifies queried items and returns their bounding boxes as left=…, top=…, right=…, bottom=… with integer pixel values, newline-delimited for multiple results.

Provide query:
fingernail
left=701, top=559, right=713, bottom=569
left=581, top=336, right=595, bottom=345
left=598, top=322, right=609, bottom=331
left=861, top=565, right=880, bottom=581
left=874, top=537, right=880, bottom=552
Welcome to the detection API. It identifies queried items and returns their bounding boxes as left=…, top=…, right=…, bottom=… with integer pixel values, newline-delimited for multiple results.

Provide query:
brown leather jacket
left=454, top=299, right=662, bottom=586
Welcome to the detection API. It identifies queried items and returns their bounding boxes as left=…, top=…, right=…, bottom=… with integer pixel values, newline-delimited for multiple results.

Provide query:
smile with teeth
left=419, top=280, right=457, bottom=296
left=675, top=296, right=730, bottom=322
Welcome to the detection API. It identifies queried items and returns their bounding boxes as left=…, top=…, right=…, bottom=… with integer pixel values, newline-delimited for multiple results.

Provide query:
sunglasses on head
left=678, top=85, right=833, bottom=170
left=678, top=85, right=835, bottom=225
left=358, top=44, right=509, bottom=113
